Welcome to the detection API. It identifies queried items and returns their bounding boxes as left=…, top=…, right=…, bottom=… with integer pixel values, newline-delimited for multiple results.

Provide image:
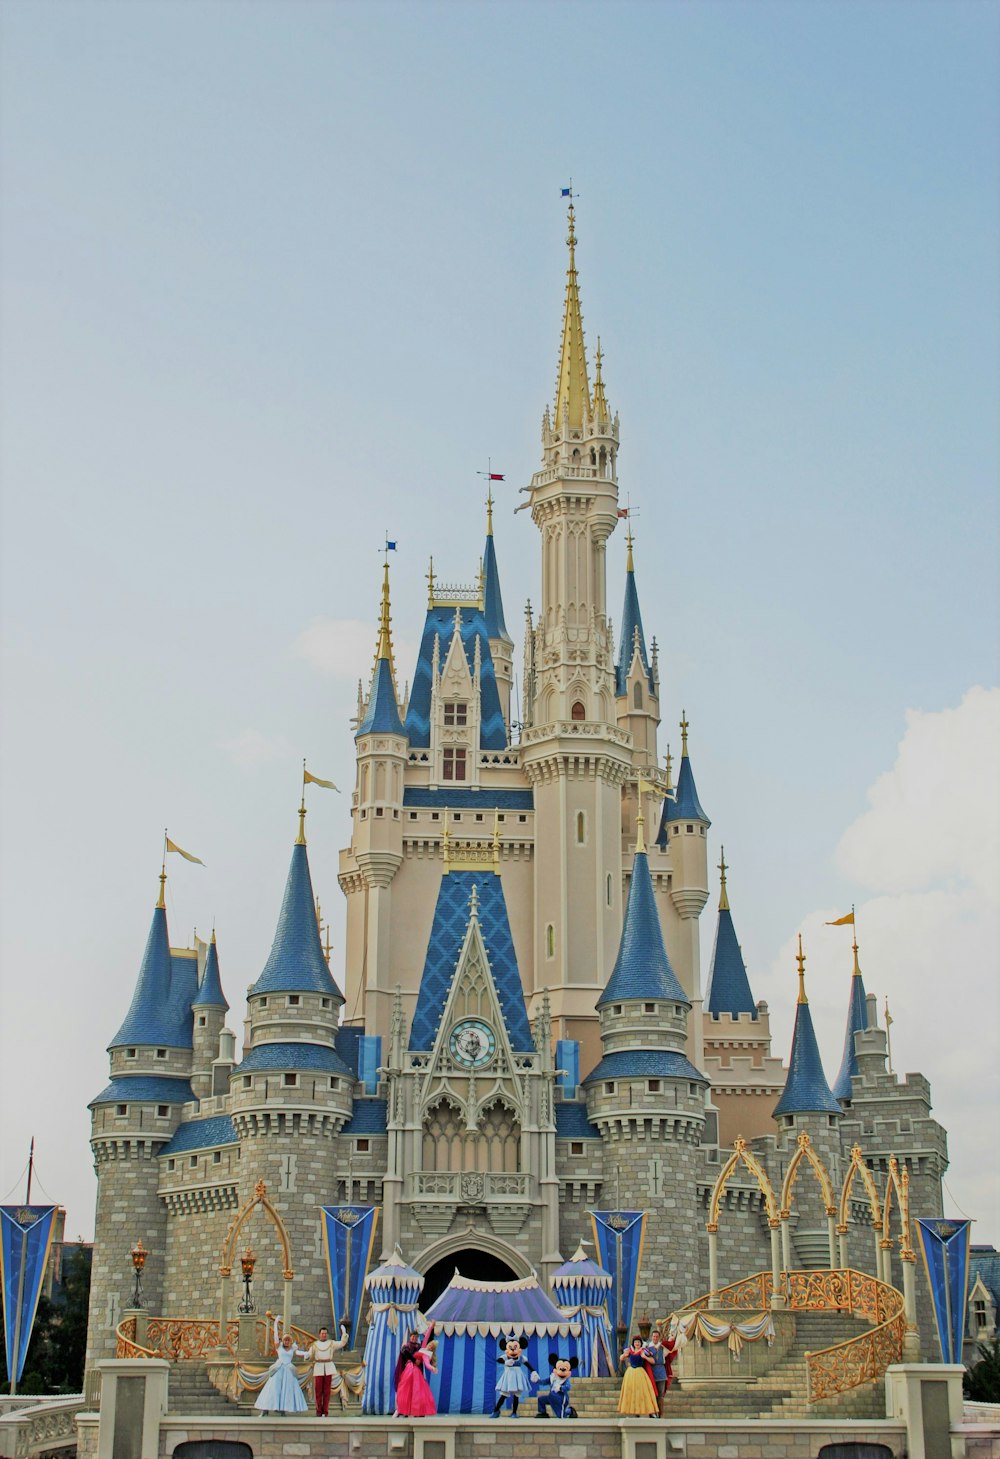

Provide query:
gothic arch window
left=422, top=1097, right=464, bottom=1172
left=571, top=700, right=586, bottom=721
left=633, top=681, right=643, bottom=709
left=572, top=447, right=581, bottom=464
left=599, top=446, right=607, bottom=475
left=590, top=448, right=597, bottom=466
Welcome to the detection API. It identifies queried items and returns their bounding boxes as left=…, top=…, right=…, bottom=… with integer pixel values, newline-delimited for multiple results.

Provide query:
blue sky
left=1, top=1, right=997, bottom=1245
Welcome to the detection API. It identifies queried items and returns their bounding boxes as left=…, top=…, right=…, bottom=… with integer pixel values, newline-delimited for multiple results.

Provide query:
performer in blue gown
left=256, top=1318, right=309, bottom=1414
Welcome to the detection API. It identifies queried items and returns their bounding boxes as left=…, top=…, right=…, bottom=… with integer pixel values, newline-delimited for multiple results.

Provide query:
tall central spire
left=553, top=201, right=591, bottom=432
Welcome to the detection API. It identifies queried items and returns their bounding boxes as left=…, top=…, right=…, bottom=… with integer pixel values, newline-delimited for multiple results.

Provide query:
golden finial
left=635, top=793, right=647, bottom=855
left=718, top=848, right=729, bottom=911
left=592, top=335, right=610, bottom=423
left=211, top=927, right=217, bottom=945
left=852, top=933, right=862, bottom=977
left=680, top=711, right=690, bottom=756
left=323, top=922, right=333, bottom=965
left=157, top=869, right=166, bottom=909
left=375, top=559, right=395, bottom=673
left=567, top=197, right=577, bottom=252
left=296, top=760, right=307, bottom=845
left=626, top=522, right=634, bottom=574
left=486, top=486, right=494, bottom=537
left=315, top=895, right=322, bottom=933
left=664, top=745, right=673, bottom=792
left=427, top=556, right=435, bottom=608
left=553, top=189, right=590, bottom=432
left=796, top=934, right=807, bottom=1004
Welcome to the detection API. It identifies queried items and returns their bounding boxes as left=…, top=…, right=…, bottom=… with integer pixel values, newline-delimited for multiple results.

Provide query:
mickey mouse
left=536, top=1352, right=578, bottom=1419
left=493, top=1333, right=539, bottom=1417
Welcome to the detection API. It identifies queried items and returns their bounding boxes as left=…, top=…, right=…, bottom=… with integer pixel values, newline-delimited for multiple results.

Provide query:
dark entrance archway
left=421, top=1247, right=518, bottom=1311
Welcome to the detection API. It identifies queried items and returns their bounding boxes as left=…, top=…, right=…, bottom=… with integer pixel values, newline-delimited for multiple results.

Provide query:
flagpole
left=25, top=1138, right=33, bottom=1205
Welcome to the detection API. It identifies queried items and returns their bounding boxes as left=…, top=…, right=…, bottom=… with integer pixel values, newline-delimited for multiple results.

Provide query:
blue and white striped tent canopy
left=423, top=1273, right=581, bottom=1414
left=551, top=1242, right=616, bottom=1377
left=361, top=1245, right=424, bottom=1415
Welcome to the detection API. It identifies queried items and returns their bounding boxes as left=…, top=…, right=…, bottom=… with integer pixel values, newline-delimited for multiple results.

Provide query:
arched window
left=546, top=924, right=555, bottom=959
left=576, top=811, right=585, bottom=845
left=633, top=681, right=643, bottom=709
left=571, top=700, right=586, bottom=721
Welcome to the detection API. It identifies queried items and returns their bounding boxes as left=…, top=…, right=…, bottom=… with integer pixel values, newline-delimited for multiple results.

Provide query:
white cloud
left=768, top=687, right=1000, bottom=1241
left=293, top=616, right=420, bottom=686
left=220, top=728, right=289, bottom=770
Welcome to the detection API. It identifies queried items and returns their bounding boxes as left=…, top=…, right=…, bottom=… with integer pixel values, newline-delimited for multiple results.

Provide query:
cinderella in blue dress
left=256, top=1320, right=309, bottom=1414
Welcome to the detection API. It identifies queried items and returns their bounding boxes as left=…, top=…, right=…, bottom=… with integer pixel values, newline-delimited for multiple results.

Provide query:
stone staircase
left=572, top=1312, right=885, bottom=1422
left=167, top=1360, right=240, bottom=1415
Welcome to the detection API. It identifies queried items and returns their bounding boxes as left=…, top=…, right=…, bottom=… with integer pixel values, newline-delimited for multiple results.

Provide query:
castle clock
left=449, top=1019, right=496, bottom=1068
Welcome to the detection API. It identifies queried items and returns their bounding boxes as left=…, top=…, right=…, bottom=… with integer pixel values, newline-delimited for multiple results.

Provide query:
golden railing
left=113, top=1313, right=320, bottom=1363
left=114, top=1316, right=158, bottom=1359
left=678, top=1269, right=905, bottom=1403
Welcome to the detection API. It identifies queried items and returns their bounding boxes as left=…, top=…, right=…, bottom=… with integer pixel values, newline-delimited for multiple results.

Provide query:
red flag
left=489, top=473, right=505, bottom=481
left=617, top=508, right=629, bottom=518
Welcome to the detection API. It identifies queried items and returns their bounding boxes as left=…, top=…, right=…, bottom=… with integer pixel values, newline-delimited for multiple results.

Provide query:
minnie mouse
left=493, top=1333, right=539, bottom=1417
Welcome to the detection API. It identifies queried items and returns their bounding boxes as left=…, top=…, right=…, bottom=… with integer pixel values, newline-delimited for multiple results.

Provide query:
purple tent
left=551, top=1242, right=615, bottom=1376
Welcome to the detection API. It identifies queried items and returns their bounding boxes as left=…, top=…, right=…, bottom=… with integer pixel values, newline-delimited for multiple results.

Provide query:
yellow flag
left=165, top=838, right=205, bottom=866
left=637, top=777, right=666, bottom=800
left=825, top=911, right=854, bottom=926
left=304, top=769, right=339, bottom=792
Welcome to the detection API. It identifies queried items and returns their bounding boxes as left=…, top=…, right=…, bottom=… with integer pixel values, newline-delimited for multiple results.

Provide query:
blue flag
left=561, top=187, right=572, bottom=197
left=386, top=540, right=397, bottom=551
left=916, top=1217, right=972, bottom=1363
left=0, top=1205, right=58, bottom=1384
left=321, top=1206, right=380, bottom=1339
left=589, top=1210, right=648, bottom=1340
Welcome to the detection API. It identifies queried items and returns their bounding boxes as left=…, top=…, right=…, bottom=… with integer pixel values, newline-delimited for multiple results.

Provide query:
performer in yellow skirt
left=618, top=1336, right=659, bottom=1417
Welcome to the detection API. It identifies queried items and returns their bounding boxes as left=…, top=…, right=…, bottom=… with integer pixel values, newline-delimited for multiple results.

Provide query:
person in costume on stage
left=643, top=1328, right=676, bottom=1413
left=303, top=1322, right=350, bottom=1416
left=393, top=1329, right=422, bottom=1416
left=536, top=1353, right=578, bottom=1419
left=618, top=1335, right=659, bottom=1417
left=395, top=1325, right=438, bottom=1417
left=493, top=1333, right=539, bottom=1417
left=255, top=1318, right=309, bottom=1415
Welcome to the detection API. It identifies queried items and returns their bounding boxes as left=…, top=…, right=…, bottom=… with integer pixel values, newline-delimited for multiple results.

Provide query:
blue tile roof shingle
left=250, top=842, right=345, bottom=999
left=109, top=905, right=194, bottom=1051
left=554, top=1103, right=601, bottom=1139
left=160, top=1115, right=238, bottom=1154
left=192, top=937, right=229, bottom=1011
left=482, top=532, right=511, bottom=644
left=89, top=1076, right=195, bottom=1108
left=232, top=1041, right=353, bottom=1076
left=356, top=655, right=405, bottom=738
left=402, top=788, right=533, bottom=811
left=832, top=957, right=869, bottom=1101
left=404, top=607, right=507, bottom=751
left=773, top=998, right=841, bottom=1117
left=598, top=851, right=689, bottom=1008
left=615, top=564, right=654, bottom=698
left=705, top=907, right=757, bottom=1018
left=342, top=1099, right=388, bottom=1135
left=583, top=1049, right=708, bottom=1085
left=409, top=871, right=532, bottom=1052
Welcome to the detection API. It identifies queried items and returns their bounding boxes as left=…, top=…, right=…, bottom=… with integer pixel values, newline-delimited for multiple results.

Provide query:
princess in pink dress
left=395, top=1327, right=438, bottom=1417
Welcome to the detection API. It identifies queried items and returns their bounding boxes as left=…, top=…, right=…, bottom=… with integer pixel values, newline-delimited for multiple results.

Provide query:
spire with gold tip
left=482, top=487, right=511, bottom=644
left=773, top=936, right=840, bottom=1117
left=705, top=850, right=757, bottom=1018
left=832, top=932, right=870, bottom=1101
left=658, top=711, right=710, bottom=843
left=591, top=336, right=611, bottom=429
left=552, top=199, right=591, bottom=433
left=615, top=525, right=653, bottom=698
left=357, top=558, right=404, bottom=738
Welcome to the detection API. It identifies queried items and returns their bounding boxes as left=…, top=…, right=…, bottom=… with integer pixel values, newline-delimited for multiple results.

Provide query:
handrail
left=114, top=1316, right=158, bottom=1359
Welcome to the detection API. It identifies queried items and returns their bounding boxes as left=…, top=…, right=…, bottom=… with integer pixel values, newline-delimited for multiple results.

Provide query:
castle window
left=571, top=1141, right=584, bottom=1155
left=260, top=997, right=268, bottom=1007
left=576, top=811, right=586, bottom=844
left=648, top=1080, right=661, bottom=1093
left=125, top=1048, right=136, bottom=1059
left=189, top=1155, right=198, bottom=1167
left=571, top=700, right=586, bottom=721
left=686, top=824, right=693, bottom=833
left=167, top=1159, right=175, bottom=1172
left=329, top=1078, right=340, bottom=1090
left=409, top=811, right=418, bottom=819
left=115, top=1104, right=127, bottom=1116
left=375, top=806, right=384, bottom=817
left=689, top=1084, right=699, bottom=1097
left=974, top=1298, right=988, bottom=1331
left=604, top=1082, right=615, bottom=1095
left=213, top=1151, right=221, bottom=1164
left=444, top=702, right=468, bottom=727
left=673, top=826, right=679, bottom=836
left=355, top=1138, right=370, bottom=1153
left=156, top=1048, right=167, bottom=1059
left=288, top=995, right=300, bottom=1006
left=321, top=998, right=331, bottom=1009
left=443, top=748, right=467, bottom=781
left=475, top=813, right=483, bottom=822
left=498, top=814, right=505, bottom=822
left=283, top=1073, right=298, bottom=1087
left=454, top=813, right=461, bottom=821
left=546, top=924, right=555, bottom=959
left=197, top=1015, right=206, bottom=1028
left=157, top=1105, right=169, bottom=1118
left=242, top=1076, right=252, bottom=1089
left=519, top=815, right=527, bottom=823
left=633, top=682, right=643, bottom=709
left=613, top=1004, right=623, bottom=1015
left=431, top=812, right=440, bottom=821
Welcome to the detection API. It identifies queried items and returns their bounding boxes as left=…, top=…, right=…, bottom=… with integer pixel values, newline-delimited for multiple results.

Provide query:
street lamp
left=238, top=1246, right=257, bottom=1314
left=129, top=1239, right=149, bottom=1309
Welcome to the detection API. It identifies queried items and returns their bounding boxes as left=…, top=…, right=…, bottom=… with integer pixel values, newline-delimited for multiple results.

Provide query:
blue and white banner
left=915, top=1217, right=972, bottom=1364
left=0, top=1205, right=58, bottom=1384
left=589, top=1210, right=648, bottom=1341
left=320, top=1206, right=379, bottom=1340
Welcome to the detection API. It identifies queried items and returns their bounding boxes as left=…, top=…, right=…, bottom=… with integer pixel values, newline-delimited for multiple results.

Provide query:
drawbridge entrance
left=420, top=1247, right=518, bottom=1310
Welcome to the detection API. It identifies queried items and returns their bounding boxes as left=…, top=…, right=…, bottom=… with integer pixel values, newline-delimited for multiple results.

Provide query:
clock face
left=449, top=1019, right=496, bottom=1069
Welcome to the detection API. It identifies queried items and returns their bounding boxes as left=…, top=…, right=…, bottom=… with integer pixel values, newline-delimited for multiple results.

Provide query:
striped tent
left=423, top=1272, right=581, bottom=1414
left=551, top=1242, right=616, bottom=1377
left=361, top=1245, right=424, bottom=1415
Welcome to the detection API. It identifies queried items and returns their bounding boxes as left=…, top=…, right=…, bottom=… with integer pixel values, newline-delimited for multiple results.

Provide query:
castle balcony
left=521, top=720, right=632, bottom=748
left=406, top=1170, right=532, bottom=1241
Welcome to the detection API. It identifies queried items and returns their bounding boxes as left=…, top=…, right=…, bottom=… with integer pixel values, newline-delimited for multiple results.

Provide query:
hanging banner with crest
left=589, top=1210, right=648, bottom=1341
left=915, top=1216, right=972, bottom=1363
left=1, top=1205, right=58, bottom=1386
left=321, top=1206, right=380, bottom=1340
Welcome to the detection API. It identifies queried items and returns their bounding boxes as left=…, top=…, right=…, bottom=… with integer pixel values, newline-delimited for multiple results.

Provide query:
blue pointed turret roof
left=109, top=897, right=194, bottom=1050
left=250, top=840, right=345, bottom=999
left=615, top=545, right=654, bottom=698
left=705, top=857, right=757, bottom=1018
left=357, top=654, right=404, bottom=737
left=773, top=943, right=840, bottom=1117
left=658, top=720, right=710, bottom=839
left=482, top=525, right=511, bottom=644
left=409, top=870, right=532, bottom=1052
left=832, top=944, right=869, bottom=1101
left=404, top=605, right=506, bottom=750
left=192, top=934, right=229, bottom=1011
left=597, top=850, right=689, bottom=1007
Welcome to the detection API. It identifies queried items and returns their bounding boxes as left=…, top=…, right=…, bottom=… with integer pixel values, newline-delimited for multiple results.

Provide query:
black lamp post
left=238, top=1246, right=257, bottom=1314
left=129, top=1239, right=148, bottom=1309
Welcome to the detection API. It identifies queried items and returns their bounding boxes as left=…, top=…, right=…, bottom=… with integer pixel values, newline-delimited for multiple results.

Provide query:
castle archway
left=415, top=1232, right=528, bottom=1311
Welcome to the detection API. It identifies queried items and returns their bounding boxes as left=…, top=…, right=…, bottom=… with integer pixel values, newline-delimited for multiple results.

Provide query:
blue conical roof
left=832, top=953, right=869, bottom=1101
left=250, top=841, right=345, bottom=999
left=662, top=750, right=710, bottom=825
left=109, top=902, right=193, bottom=1050
left=483, top=532, right=511, bottom=644
left=705, top=906, right=757, bottom=1018
left=773, top=996, right=840, bottom=1117
left=615, top=563, right=653, bottom=697
left=192, top=935, right=229, bottom=1011
left=597, top=851, right=689, bottom=1007
left=357, top=655, right=404, bottom=737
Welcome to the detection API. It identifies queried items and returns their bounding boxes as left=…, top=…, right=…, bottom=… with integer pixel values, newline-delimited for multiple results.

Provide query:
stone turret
left=657, top=714, right=710, bottom=1068
left=191, top=931, right=229, bottom=1100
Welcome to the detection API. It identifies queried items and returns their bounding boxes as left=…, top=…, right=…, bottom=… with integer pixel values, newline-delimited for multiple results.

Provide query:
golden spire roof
left=680, top=710, right=690, bottom=756
left=626, top=522, right=635, bottom=574
left=296, top=760, right=308, bottom=845
left=635, top=793, right=647, bottom=855
left=796, top=934, right=808, bottom=1004
left=852, top=935, right=862, bottom=977
left=592, top=336, right=609, bottom=424
left=664, top=744, right=673, bottom=793
left=375, top=559, right=396, bottom=675
left=486, top=486, right=494, bottom=538
left=553, top=200, right=590, bottom=431
left=718, top=847, right=729, bottom=911
left=156, top=868, right=167, bottom=909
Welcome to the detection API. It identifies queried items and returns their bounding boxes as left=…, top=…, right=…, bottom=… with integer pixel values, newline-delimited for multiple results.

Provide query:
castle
left=84, top=203, right=948, bottom=1375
